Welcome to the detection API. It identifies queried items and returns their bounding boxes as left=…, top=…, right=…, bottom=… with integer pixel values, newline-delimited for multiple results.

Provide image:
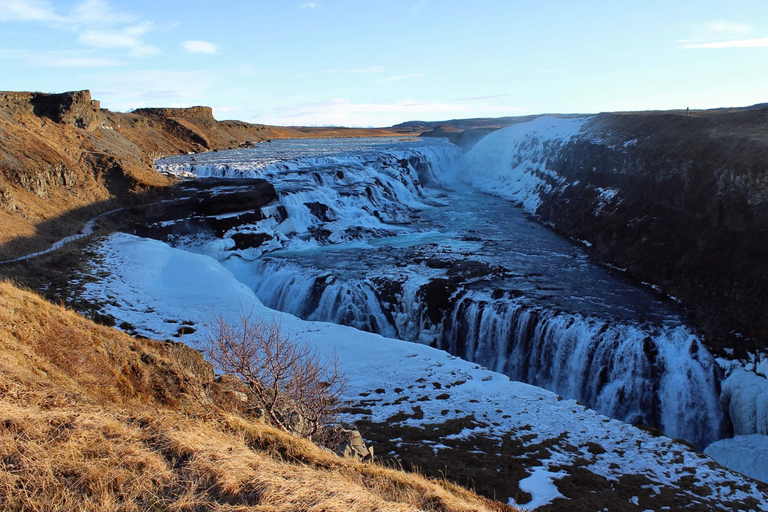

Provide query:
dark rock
left=231, top=232, right=273, bottom=250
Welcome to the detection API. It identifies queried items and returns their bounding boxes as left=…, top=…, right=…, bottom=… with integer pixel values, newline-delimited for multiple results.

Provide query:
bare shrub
left=205, top=312, right=346, bottom=439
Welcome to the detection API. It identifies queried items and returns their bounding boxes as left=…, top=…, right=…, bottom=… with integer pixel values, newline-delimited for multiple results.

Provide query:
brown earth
left=0, top=280, right=516, bottom=512
left=0, top=90, right=399, bottom=261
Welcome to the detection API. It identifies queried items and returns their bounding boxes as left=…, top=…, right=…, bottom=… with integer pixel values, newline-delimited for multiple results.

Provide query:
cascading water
left=444, top=295, right=724, bottom=448
left=157, top=137, right=727, bottom=448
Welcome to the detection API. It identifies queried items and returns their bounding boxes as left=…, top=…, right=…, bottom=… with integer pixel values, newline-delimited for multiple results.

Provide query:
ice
left=463, top=116, right=590, bottom=214
left=721, top=368, right=768, bottom=435
left=705, top=434, right=768, bottom=482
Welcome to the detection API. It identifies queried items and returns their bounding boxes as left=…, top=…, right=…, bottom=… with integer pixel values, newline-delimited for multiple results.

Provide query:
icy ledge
left=78, top=233, right=768, bottom=510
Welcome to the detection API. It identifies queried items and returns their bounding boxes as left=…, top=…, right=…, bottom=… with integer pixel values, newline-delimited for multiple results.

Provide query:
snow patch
left=75, top=233, right=768, bottom=509
left=508, top=467, right=568, bottom=509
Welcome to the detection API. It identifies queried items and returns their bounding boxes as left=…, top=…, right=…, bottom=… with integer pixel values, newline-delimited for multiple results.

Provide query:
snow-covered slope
left=77, top=233, right=768, bottom=511
left=463, top=117, right=590, bottom=213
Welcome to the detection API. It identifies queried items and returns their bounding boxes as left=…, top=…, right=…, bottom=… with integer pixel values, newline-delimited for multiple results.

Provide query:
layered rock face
left=0, top=90, right=103, bottom=130
left=465, top=108, right=768, bottom=354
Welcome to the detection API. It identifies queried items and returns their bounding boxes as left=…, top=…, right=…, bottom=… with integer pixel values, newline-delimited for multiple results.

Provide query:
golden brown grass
left=0, top=281, right=518, bottom=512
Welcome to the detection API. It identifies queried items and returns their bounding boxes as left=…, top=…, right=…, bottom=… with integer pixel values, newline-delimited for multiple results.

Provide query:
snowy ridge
left=78, top=233, right=768, bottom=510
left=463, top=117, right=590, bottom=213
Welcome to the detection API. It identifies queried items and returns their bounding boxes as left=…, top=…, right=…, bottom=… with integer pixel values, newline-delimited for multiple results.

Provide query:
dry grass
left=0, top=281, right=517, bottom=512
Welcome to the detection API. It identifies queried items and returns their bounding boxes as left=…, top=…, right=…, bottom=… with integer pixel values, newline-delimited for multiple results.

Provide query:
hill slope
left=0, top=280, right=512, bottom=512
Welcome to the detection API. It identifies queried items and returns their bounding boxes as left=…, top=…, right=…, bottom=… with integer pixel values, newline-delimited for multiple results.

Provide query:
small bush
left=205, top=312, right=346, bottom=439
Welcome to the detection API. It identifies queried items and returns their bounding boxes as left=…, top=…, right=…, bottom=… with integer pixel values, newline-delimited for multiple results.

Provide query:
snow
left=78, top=233, right=768, bottom=509
left=463, top=117, right=590, bottom=214
left=508, top=467, right=568, bottom=509
left=705, top=435, right=768, bottom=483
left=721, top=368, right=768, bottom=435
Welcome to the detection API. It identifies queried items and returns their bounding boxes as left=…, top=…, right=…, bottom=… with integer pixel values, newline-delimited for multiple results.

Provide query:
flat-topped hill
left=133, top=106, right=215, bottom=120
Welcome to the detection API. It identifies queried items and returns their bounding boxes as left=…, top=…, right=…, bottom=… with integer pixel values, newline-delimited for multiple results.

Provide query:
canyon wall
left=465, top=107, right=768, bottom=354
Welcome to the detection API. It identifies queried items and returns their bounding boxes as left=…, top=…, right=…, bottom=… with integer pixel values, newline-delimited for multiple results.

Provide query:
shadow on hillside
left=0, top=187, right=175, bottom=262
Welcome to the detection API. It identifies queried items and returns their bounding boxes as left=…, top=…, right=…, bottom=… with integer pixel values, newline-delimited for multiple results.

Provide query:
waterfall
left=226, top=256, right=725, bottom=448
left=444, top=294, right=725, bottom=448
left=165, top=138, right=726, bottom=449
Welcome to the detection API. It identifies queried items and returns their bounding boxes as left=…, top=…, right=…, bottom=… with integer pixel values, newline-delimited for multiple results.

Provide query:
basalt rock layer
left=465, top=107, right=768, bottom=354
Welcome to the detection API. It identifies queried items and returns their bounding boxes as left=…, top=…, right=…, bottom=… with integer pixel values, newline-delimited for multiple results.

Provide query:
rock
left=334, top=429, right=374, bottom=461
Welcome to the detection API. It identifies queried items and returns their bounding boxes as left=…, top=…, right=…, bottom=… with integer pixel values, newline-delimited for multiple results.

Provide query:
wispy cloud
left=344, top=65, right=385, bottom=74
left=372, top=73, right=423, bottom=84
left=456, top=94, right=509, bottom=102
left=183, top=40, right=219, bottom=54
left=66, top=0, right=136, bottom=26
left=0, top=47, right=122, bottom=67
left=31, top=55, right=122, bottom=66
left=0, top=0, right=158, bottom=57
left=678, top=20, right=760, bottom=49
left=79, top=22, right=157, bottom=57
left=299, top=2, right=319, bottom=8
left=705, top=21, right=751, bottom=34
left=684, top=37, right=768, bottom=49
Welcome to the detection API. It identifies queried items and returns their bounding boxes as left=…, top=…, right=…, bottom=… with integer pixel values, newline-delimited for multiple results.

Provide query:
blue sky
left=1, top=0, right=767, bottom=126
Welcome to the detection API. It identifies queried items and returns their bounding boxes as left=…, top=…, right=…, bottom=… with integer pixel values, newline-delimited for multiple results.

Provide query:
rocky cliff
left=464, top=107, right=768, bottom=354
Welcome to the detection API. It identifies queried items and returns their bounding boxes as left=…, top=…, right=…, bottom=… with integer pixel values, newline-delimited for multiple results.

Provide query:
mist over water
left=157, top=137, right=727, bottom=448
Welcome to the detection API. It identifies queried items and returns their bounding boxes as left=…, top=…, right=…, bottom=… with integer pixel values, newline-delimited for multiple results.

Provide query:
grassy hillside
left=0, top=280, right=514, bottom=512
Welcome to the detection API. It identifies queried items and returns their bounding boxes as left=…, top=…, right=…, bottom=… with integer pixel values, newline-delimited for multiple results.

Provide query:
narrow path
left=0, top=207, right=124, bottom=265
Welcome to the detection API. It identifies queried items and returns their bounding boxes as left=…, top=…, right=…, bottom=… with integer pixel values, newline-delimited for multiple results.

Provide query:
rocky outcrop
left=133, top=106, right=215, bottom=121
left=1, top=90, right=102, bottom=130
left=126, top=178, right=277, bottom=244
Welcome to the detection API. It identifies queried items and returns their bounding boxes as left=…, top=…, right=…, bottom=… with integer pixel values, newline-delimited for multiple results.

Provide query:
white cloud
left=0, top=0, right=59, bottom=22
left=684, top=37, right=768, bottom=49
left=79, top=22, right=158, bottom=57
left=372, top=73, right=424, bottom=84
left=183, top=40, right=219, bottom=54
left=0, top=1, right=158, bottom=57
left=705, top=21, right=751, bottom=34
left=299, top=2, right=319, bottom=8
